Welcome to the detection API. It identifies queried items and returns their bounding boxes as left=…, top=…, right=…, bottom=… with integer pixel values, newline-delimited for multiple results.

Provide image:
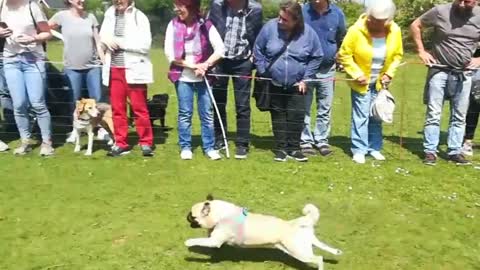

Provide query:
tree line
left=72, top=0, right=446, bottom=50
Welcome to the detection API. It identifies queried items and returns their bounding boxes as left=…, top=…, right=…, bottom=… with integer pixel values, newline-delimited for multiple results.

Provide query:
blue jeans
left=351, top=85, right=382, bottom=155
left=423, top=71, right=472, bottom=155
left=301, top=65, right=335, bottom=147
left=64, top=67, right=102, bottom=114
left=3, top=53, right=51, bottom=142
left=175, top=81, right=214, bottom=152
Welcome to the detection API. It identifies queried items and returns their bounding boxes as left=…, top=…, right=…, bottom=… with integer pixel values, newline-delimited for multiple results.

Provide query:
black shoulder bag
left=252, top=40, right=291, bottom=112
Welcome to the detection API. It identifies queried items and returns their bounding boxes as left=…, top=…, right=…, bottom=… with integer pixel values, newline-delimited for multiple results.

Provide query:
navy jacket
left=302, top=3, right=346, bottom=68
left=254, top=19, right=324, bottom=88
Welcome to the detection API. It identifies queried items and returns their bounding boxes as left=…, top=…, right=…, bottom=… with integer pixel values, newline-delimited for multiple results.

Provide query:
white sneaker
left=370, top=151, right=386, bottom=161
left=13, top=139, right=33, bottom=155
left=462, top=141, right=474, bottom=156
left=66, top=132, right=77, bottom=144
left=352, top=153, right=365, bottom=164
left=39, top=142, right=55, bottom=157
left=206, top=150, right=221, bottom=160
left=0, top=140, right=9, bottom=152
left=180, top=149, right=193, bottom=160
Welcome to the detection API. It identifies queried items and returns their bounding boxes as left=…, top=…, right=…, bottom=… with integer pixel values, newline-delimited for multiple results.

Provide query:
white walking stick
left=204, top=77, right=230, bottom=158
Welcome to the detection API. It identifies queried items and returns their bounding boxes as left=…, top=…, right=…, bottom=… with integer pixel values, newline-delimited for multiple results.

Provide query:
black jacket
left=208, top=0, right=263, bottom=54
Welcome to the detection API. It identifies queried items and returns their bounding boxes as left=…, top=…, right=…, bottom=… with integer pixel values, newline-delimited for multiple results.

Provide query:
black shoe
left=318, top=145, right=333, bottom=156
left=141, top=145, right=154, bottom=157
left=107, top=145, right=130, bottom=157
left=448, top=154, right=471, bottom=166
left=274, top=150, right=287, bottom=162
left=423, top=153, right=437, bottom=166
left=235, top=147, right=248, bottom=160
left=287, top=150, right=308, bottom=162
left=214, top=141, right=226, bottom=151
left=301, top=145, right=317, bottom=156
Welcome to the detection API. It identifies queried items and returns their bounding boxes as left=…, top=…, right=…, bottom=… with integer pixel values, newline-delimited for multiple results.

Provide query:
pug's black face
left=187, top=212, right=201, bottom=228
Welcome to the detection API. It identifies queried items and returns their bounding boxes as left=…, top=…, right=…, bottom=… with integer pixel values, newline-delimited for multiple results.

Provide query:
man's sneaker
left=462, top=141, right=474, bottom=156
left=107, top=145, right=130, bottom=157
left=206, top=150, right=222, bottom=160
left=301, top=145, right=317, bottom=156
left=180, top=149, right=193, bottom=160
left=448, top=154, right=471, bottom=166
left=423, top=153, right=437, bottom=166
left=352, top=153, right=366, bottom=164
left=0, top=140, right=9, bottom=152
left=287, top=151, right=308, bottom=162
left=274, top=150, right=287, bottom=162
left=141, top=145, right=154, bottom=157
left=214, top=141, right=226, bottom=151
left=370, top=151, right=386, bottom=161
left=39, top=142, right=55, bottom=156
left=13, top=140, right=32, bottom=155
left=317, top=145, right=333, bottom=156
left=235, top=147, right=248, bottom=160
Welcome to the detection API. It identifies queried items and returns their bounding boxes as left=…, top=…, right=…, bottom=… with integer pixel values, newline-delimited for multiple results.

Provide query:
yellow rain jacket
left=338, top=14, right=403, bottom=94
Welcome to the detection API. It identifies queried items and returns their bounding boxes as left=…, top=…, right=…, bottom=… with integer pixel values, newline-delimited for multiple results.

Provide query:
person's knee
left=29, top=102, right=49, bottom=114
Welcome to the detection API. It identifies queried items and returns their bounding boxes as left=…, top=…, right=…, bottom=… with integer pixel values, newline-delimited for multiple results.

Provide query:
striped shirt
left=111, top=12, right=126, bottom=67
left=370, top=37, right=386, bottom=84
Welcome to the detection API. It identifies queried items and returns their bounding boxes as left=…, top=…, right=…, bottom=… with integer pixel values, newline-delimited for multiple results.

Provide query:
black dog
left=147, top=94, right=169, bottom=127
left=129, top=94, right=169, bottom=128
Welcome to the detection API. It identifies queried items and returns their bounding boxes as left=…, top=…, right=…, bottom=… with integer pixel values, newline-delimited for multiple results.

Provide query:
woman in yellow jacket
left=338, top=0, right=403, bottom=164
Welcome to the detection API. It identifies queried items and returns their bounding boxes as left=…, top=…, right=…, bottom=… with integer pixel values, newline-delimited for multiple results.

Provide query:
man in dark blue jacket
left=301, top=0, right=346, bottom=156
left=208, top=0, right=263, bottom=160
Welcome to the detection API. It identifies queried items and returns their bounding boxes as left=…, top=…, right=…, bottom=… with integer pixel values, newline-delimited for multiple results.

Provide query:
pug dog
left=185, top=195, right=342, bottom=270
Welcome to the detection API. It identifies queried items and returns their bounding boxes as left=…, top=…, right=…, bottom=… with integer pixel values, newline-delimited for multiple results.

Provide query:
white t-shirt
left=164, top=20, right=225, bottom=82
left=0, top=0, right=47, bottom=57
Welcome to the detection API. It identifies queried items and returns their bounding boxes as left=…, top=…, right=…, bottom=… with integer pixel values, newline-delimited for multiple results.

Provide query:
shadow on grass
left=185, top=246, right=338, bottom=270
left=384, top=131, right=449, bottom=160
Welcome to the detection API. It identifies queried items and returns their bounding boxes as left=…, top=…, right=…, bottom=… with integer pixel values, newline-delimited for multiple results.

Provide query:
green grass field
left=0, top=42, right=479, bottom=270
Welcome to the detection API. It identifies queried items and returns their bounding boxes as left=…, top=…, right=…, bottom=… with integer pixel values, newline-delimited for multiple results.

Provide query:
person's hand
left=194, top=62, right=210, bottom=77
left=15, top=34, right=36, bottom=45
left=0, top=27, right=12, bottom=38
left=381, top=74, right=392, bottom=89
left=194, top=68, right=205, bottom=77
left=418, top=50, right=437, bottom=66
left=355, top=75, right=369, bottom=86
left=467, top=57, right=480, bottom=69
left=298, top=81, right=307, bottom=94
left=101, top=36, right=119, bottom=51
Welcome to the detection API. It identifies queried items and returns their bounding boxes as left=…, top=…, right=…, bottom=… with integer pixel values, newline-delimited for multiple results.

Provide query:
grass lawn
left=0, top=42, right=479, bottom=270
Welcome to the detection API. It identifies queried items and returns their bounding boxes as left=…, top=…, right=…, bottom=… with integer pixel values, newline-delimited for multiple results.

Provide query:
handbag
left=252, top=40, right=291, bottom=112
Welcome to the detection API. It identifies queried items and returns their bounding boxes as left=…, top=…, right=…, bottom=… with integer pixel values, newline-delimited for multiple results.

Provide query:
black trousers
left=212, top=58, right=253, bottom=148
left=269, top=86, right=305, bottom=152
left=465, top=98, right=480, bottom=140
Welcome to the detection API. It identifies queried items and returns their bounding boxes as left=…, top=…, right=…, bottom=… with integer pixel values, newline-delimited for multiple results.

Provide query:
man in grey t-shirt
left=411, top=0, right=480, bottom=166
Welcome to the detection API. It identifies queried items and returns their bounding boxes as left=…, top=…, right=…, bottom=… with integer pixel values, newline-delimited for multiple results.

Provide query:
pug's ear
left=206, top=194, right=214, bottom=201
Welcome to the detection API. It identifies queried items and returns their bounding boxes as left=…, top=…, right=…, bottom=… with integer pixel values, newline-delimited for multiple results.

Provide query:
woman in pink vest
left=164, top=0, right=225, bottom=160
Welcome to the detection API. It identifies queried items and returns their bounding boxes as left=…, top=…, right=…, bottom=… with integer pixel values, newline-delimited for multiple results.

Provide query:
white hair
left=366, top=0, right=396, bottom=21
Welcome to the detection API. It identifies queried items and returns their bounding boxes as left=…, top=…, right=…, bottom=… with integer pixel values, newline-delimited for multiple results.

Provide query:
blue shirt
left=254, top=19, right=323, bottom=88
left=302, top=3, right=346, bottom=68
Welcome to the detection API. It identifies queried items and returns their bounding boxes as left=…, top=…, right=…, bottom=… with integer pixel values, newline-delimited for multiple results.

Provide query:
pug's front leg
left=185, top=237, right=225, bottom=248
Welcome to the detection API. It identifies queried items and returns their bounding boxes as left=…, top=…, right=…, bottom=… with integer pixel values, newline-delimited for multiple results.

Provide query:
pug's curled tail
left=302, top=204, right=320, bottom=225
